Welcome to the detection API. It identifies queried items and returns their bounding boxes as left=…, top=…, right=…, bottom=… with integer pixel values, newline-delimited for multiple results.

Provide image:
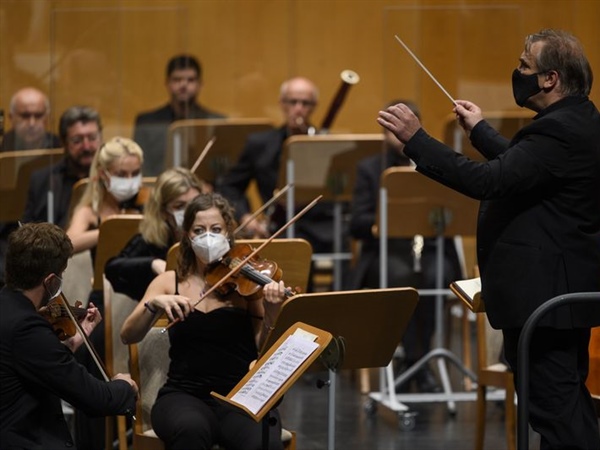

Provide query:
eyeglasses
left=282, top=98, right=316, bottom=107
left=68, top=133, right=100, bottom=145
left=16, top=111, right=46, bottom=120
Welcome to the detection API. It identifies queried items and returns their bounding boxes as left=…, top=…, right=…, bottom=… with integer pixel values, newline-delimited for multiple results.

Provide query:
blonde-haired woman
left=105, top=167, right=208, bottom=300
left=67, top=136, right=144, bottom=254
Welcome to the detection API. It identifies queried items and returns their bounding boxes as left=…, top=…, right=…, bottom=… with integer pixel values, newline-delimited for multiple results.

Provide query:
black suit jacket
left=0, top=287, right=136, bottom=449
left=105, top=233, right=173, bottom=301
left=404, top=96, right=600, bottom=329
left=0, top=130, right=60, bottom=152
left=133, top=103, right=225, bottom=176
left=22, top=157, right=81, bottom=228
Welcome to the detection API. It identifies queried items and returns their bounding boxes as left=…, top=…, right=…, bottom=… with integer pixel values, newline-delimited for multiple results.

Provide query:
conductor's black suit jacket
left=0, top=287, right=136, bottom=449
left=404, top=96, right=600, bottom=329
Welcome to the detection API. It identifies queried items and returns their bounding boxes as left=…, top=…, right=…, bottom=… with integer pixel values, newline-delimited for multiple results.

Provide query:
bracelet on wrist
left=144, top=301, right=158, bottom=315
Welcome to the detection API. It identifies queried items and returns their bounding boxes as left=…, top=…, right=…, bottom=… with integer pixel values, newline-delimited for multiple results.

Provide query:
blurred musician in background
left=23, top=105, right=103, bottom=228
left=0, top=87, right=60, bottom=152
left=218, top=77, right=335, bottom=256
left=133, top=54, right=226, bottom=177
left=0, top=87, right=62, bottom=287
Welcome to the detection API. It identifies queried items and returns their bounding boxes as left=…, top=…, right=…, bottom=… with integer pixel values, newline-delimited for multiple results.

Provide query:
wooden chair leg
left=462, top=304, right=473, bottom=391
left=505, top=379, right=516, bottom=450
left=475, top=384, right=487, bottom=450
left=117, top=416, right=128, bottom=450
left=359, top=368, right=371, bottom=394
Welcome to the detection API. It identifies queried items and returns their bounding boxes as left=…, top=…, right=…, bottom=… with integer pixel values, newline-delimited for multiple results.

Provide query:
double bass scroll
left=320, top=69, right=360, bottom=133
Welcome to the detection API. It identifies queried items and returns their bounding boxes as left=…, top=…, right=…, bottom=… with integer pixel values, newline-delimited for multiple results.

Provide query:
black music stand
left=277, top=134, right=384, bottom=290
left=261, top=287, right=419, bottom=450
left=166, top=118, right=273, bottom=185
left=374, top=167, right=479, bottom=414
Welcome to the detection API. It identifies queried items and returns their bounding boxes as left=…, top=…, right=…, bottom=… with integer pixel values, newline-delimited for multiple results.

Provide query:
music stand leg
left=333, top=202, right=343, bottom=291
left=262, top=411, right=270, bottom=450
left=328, top=369, right=336, bottom=450
left=392, top=233, right=478, bottom=412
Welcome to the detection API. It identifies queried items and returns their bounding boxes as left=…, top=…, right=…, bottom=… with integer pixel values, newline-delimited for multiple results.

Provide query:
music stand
left=375, top=167, right=479, bottom=414
left=0, top=148, right=63, bottom=222
left=261, top=287, right=419, bottom=450
left=277, top=134, right=384, bottom=290
left=166, top=118, right=273, bottom=185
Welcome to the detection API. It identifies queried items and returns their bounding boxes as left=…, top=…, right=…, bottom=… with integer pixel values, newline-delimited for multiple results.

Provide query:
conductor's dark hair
left=166, top=55, right=202, bottom=79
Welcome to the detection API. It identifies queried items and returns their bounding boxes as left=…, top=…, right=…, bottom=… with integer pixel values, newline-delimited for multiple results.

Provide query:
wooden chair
left=0, top=148, right=63, bottom=221
left=475, top=312, right=516, bottom=450
left=94, top=215, right=143, bottom=450
left=129, top=325, right=169, bottom=450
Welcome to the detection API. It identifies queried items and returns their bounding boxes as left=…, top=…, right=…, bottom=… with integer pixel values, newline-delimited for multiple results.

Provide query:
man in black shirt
left=23, top=105, right=103, bottom=228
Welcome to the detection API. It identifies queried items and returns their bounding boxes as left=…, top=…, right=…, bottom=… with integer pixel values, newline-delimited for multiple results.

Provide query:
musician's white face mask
left=105, top=174, right=142, bottom=202
left=191, top=232, right=230, bottom=264
left=171, top=209, right=185, bottom=229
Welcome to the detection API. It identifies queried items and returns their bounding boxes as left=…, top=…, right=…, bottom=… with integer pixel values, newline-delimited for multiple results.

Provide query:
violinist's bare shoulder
left=143, top=269, right=177, bottom=299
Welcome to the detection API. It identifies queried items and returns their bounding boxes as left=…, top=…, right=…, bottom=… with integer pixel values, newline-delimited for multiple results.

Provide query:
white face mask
left=172, top=209, right=185, bottom=229
left=191, top=232, right=230, bottom=264
left=106, top=173, right=142, bottom=202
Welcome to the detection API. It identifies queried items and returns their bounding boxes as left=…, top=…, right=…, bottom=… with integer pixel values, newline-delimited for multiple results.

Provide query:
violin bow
left=59, top=292, right=136, bottom=420
left=162, top=194, right=323, bottom=333
left=233, top=183, right=293, bottom=236
left=190, top=136, right=217, bottom=174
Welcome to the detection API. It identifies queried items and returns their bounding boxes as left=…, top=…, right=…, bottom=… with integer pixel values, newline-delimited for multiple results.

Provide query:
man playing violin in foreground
left=0, top=222, right=138, bottom=450
left=121, top=192, right=289, bottom=450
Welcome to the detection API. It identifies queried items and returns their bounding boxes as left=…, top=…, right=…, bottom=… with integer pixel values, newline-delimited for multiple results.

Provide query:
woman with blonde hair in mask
left=67, top=136, right=144, bottom=254
left=105, top=167, right=208, bottom=301
left=121, top=192, right=289, bottom=450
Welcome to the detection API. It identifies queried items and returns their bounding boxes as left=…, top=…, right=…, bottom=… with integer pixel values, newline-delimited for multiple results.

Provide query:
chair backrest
left=129, top=326, right=171, bottom=433
left=93, top=215, right=143, bottom=291
left=103, top=277, right=138, bottom=376
left=0, top=148, right=63, bottom=221
left=165, top=238, right=313, bottom=294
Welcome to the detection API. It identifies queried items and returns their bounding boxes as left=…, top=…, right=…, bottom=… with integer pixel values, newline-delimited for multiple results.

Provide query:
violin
left=39, top=296, right=88, bottom=340
left=204, top=243, right=298, bottom=301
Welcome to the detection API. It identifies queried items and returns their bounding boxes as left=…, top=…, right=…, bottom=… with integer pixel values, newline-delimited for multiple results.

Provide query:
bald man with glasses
left=0, top=87, right=60, bottom=152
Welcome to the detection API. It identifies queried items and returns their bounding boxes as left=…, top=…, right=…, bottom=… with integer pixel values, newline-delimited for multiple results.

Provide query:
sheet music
left=231, top=332, right=319, bottom=415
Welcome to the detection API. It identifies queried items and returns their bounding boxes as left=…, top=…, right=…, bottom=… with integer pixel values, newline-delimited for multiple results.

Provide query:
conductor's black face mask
left=512, top=69, right=543, bottom=107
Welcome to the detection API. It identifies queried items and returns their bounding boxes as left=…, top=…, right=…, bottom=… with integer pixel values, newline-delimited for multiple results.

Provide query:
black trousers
left=152, top=389, right=284, bottom=450
left=503, top=327, right=600, bottom=450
